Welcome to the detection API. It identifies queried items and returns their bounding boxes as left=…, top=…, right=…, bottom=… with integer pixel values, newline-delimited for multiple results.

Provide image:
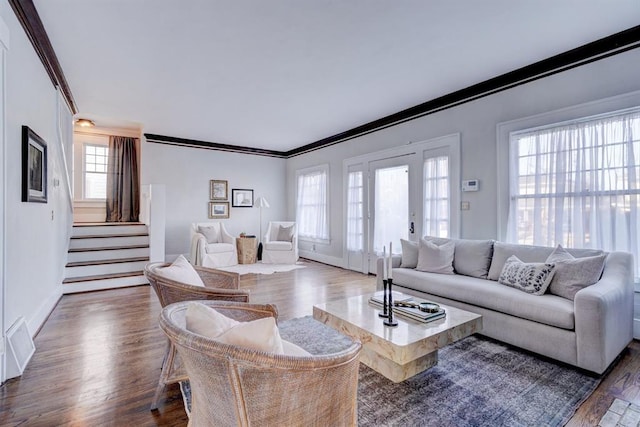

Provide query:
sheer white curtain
left=346, top=171, right=364, bottom=251
left=423, top=155, right=450, bottom=237
left=296, top=168, right=329, bottom=241
left=374, top=165, right=408, bottom=255
left=507, top=109, right=640, bottom=277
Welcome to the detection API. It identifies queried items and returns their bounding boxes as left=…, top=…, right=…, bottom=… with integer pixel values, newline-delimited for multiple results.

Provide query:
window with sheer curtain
left=424, top=155, right=450, bottom=238
left=507, top=108, right=640, bottom=277
left=346, top=170, right=364, bottom=251
left=296, top=165, right=329, bottom=242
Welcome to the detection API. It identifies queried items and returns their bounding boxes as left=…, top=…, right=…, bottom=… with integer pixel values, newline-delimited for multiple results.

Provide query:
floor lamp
left=255, top=197, right=270, bottom=260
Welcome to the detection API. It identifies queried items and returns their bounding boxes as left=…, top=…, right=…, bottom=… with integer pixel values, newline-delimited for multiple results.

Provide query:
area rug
left=181, top=316, right=601, bottom=426
left=216, top=261, right=306, bottom=275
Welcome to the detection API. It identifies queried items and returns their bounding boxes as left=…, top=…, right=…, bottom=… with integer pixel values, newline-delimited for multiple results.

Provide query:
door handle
left=409, top=222, right=415, bottom=234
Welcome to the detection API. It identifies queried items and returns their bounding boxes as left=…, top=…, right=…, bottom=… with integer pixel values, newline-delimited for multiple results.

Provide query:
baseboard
left=26, top=289, right=62, bottom=339
left=298, top=250, right=344, bottom=268
left=634, top=319, right=640, bottom=340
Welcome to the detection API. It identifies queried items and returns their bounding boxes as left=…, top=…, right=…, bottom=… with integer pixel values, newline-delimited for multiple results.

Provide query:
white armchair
left=262, top=221, right=298, bottom=264
left=189, top=222, right=238, bottom=268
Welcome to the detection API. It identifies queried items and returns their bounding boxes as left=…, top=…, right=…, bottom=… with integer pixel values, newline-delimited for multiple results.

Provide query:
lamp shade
left=256, top=197, right=270, bottom=208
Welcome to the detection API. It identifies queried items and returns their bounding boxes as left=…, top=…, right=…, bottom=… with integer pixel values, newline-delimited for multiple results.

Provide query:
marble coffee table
left=313, top=293, right=482, bottom=383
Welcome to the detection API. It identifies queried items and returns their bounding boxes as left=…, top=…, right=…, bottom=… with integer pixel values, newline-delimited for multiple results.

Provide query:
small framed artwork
left=210, top=180, right=228, bottom=200
left=209, top=201, right=230, bottom=219
left=22, top=126, right=47, bottom=203
left=232, top=189, right=254, bottom=207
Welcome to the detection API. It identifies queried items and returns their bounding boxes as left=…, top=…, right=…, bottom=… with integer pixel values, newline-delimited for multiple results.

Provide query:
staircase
left=63, top=223, right=150, bottom=294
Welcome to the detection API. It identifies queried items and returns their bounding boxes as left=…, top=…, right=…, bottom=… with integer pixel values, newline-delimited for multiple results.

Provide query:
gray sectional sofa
left=376, top=239, right=634, bottom=374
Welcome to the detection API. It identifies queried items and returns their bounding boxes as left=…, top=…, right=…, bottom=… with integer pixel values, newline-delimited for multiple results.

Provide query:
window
left=507, top=108, right=640, bottom=277
left=423, top=154, right=450, bottom=238
left=84, top=144, right=108, bottom=199
left=296, top=165, right=329, bottom=242
left=346, top=170, right=364, bottom=251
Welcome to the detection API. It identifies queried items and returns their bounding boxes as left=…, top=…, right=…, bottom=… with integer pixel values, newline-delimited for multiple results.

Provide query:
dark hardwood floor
left=0, top=259, right=637, bottom=426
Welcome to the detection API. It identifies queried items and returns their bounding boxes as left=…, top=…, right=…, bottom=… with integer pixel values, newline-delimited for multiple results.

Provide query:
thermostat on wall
left=462, top=180, right=479, bottom=192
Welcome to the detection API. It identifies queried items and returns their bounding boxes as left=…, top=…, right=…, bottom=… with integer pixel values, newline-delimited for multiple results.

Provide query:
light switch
left=461, top=201, right=470, bottom=211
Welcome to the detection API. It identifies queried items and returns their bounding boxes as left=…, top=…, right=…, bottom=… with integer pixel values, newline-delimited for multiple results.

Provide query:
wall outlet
left=461, top=201, right=470, bottom=211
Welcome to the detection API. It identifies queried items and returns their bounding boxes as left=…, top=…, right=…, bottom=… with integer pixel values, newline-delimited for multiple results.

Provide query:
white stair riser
left=72, top=225, right=148, bottom=236
left=69, top=235, right=149, bottom=249
left=65, top=260, right=148, bottom=278
left=63, top=276, right=149, bottom=294
left=68, top=247, right=150, bottom=263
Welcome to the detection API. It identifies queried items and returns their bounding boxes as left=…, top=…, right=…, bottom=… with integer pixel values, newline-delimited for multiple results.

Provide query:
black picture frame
left=232, top=189, right=254, bottom=207
left=22, top=126, right=47, bottom=203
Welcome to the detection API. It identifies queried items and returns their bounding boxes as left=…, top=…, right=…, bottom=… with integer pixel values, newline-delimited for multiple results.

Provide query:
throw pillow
left=416, top=238, right=455, bottom=274
left=546, top=245, right=607, bottom=300
left=400, top=239, right=419, bottom=268
left=185, top=302, right=284, bottom=354
left=282, top=340, right=312, bottom=357
left=497, top=255, right=556, bottom=295
left=276, top=224, right=295, bottom=242
left=156, top=254, right=205, bottom=287
left=198, top=225, right=220, bottom=244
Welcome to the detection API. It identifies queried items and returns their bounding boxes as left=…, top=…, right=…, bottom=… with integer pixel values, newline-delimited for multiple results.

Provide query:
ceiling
left=33, top=0, right=640, bottom=152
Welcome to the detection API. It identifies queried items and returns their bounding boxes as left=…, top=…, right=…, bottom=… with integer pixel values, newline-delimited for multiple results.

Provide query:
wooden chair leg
left=150, top=340, right=174, bottom=411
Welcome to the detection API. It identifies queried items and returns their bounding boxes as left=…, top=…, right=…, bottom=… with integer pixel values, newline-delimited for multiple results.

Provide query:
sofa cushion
left=488, top=242, right=603, bottom=281
left=205, top=243, right=235, bottom=254
left=497, top=255, right=556, bottom=296
left=393, top=268, right=575, bottom=330
left=546, top=245, right=607, bottom=300
left=427, top=237, right=493, bottom=279
left=264, top=241, right=293, bottom=251
left=400, top=239, right=419, bottom=268
left=416, top=238, right=455, bottom=274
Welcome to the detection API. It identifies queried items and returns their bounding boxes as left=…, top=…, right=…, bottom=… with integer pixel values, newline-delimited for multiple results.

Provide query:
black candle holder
left=383, top=278, right=398, bottom=327
left=379, top=279, right=389, bottom=318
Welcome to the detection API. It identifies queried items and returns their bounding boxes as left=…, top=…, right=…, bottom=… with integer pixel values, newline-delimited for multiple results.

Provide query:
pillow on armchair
left=156, top=255, right=205, bottom=287
left=198, top=225, right=220, bottom=244
left=276, top=225, right=295, bottom=242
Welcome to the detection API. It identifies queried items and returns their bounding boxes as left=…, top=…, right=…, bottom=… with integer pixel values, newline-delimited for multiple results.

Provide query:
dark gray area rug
left=181, top=316, right=601, bottom=426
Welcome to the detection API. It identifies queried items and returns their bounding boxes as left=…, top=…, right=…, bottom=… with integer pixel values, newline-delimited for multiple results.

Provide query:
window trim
left=496, top=89, right=640, bottom=241
left=82, top=142, right=109, bottom=201
left=295, top=163, right=330, bottom=244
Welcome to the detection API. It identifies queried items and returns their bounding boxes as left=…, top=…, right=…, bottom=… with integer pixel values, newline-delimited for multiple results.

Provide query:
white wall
left=1, top=4, right=72, bottom=339
left=286, top=48, right=640, bottom=264
left=141, top=141, right=287, bottom=260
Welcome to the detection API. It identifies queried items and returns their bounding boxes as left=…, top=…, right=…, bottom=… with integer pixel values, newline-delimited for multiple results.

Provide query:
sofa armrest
left=574, top=251, right=634, bottom=373
left=376, top=255, right=403, bottom=290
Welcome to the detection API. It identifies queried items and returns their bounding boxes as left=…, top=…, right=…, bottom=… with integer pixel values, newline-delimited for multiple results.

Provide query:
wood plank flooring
left=0, top=259, right=638, bottom=426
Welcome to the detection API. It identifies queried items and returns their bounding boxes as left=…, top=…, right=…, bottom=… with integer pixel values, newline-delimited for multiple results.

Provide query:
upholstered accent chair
left=145, top=262, right=247, bottom=410
left=159, top=300, right=362, bottom=426
left=262, top=221, right=298, bottom=264
left=190, top=222, right=238, bottom=268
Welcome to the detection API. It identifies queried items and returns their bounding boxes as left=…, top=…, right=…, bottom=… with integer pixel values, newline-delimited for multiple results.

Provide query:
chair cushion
left=416, top=238, right=455, bottom=274
left=497, top=255, right=556, bottom=296
left=198, top=225, right=220, bottom=244
left=276, top=224, right=295, bottom=242
left=185, top=302, right=284, bottom=354
left=156, top=255, right=204, bottom=287
left=205, top=243, right=235, bottom=254
left=546, top=245, right=607, bottom=300
left=400, top=239, right=419, bottom=268
left=264, top=241, right=293, bottom=251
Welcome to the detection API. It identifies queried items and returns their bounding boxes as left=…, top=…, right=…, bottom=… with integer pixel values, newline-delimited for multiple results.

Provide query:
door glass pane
left=346, top=171, right=364, bottom=251
left=424, top=155, right=450, bottom=237
left=374, top=165, right=408, bottom=254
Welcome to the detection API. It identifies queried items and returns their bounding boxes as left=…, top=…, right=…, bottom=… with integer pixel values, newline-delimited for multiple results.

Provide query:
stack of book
left=369, top=292, right=446, bottom=323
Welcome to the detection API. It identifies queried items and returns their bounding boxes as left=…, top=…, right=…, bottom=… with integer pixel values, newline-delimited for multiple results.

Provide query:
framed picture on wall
left=22, top=126, right=48, bottom=203
left=210, top=180, right=228, bottom=200
left=209, top=201, right=230, bottom=219
left=232, top=189, right=254, bottom=207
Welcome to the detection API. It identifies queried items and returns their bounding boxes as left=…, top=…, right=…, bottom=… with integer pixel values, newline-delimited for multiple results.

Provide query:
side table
left=236, top=237, right=257, bottom=264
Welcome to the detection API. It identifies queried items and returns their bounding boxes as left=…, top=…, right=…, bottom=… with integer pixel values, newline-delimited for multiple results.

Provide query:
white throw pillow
left=185, top=302, right=284, bottom=354
left=416, top=238, right=455, bottom=274
left=282, top=339, right=312, bottom=356
left=400, top=239, right=419, bottom=268
left=156, top=254, right=205, bottom=287
left=276, top=224, right=295, bottom=242
left=198, top=225, right=220, bottom=244
left=498, top=255, right=556, bottom=296
left=546, top=245, right=607, bottom=300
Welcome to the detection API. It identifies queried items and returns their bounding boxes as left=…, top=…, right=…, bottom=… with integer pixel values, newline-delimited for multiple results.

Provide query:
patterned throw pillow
left=498, top=255, right=556, bottom=295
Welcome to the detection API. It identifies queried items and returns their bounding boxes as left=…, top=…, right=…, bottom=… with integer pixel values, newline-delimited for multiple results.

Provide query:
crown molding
left=144, top=133, right=288, bottom=158
left=9, top=0, right=77, bottom=114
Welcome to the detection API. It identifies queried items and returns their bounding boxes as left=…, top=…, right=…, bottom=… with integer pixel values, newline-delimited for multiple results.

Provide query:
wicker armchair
left=160, top=300, right=362, bottom=426
left=145, top=262, right=248, bottom=410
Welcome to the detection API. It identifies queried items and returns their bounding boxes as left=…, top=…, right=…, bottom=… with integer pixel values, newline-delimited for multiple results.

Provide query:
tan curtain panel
left=106, top=136, right=140, bottom=222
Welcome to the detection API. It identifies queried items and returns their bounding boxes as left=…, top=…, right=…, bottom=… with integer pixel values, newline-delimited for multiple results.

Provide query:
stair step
left=65, top=259, right=149, bottom=279
left=63, top=273, right=148, bottom=294
left=73, top=222, right=144, bottom=226
left=69, top=234, right=150, bottom=250
left=66, top=256, right=149, bottom=268
left=63, top=271, right=144, bottom=284
left=67, top=246, right=150, bottom=263
left=68, top=244, right=149, bottom=253
left=71, top=233, right=148, bottom=239
left=71, top=223, right=148, bottom=237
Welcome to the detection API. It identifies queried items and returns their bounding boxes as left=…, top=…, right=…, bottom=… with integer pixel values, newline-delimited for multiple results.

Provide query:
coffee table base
left=360, top=346, right=438, bottom=383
